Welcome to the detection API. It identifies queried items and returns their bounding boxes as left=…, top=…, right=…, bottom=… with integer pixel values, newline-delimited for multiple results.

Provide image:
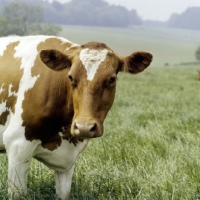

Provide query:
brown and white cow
left=0, top=35, right=152, bottom=199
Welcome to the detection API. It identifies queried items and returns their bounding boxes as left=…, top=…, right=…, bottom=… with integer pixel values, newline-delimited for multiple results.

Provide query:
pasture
left=1, top=25, right=200, bottom=199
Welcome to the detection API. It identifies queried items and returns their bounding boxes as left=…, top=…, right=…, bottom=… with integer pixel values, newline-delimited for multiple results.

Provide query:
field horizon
left=59, top=25, right=200, bottom=67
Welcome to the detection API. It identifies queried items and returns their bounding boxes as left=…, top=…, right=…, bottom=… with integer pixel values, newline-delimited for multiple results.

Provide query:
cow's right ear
left=119, top=51, right=153, bottom=74
left=40, top=50, right=71, bottom=71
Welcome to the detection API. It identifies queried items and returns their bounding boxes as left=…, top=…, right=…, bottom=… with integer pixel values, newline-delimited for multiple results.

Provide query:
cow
left=0, top=35, right=152, bottom=199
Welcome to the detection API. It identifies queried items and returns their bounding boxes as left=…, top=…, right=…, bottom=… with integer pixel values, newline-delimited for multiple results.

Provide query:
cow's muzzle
left=71, top=121, right=102, bottom=138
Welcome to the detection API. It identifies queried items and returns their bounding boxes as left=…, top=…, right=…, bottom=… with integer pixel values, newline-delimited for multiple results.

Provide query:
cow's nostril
left=74, top=123, right=80, bottom=135
left=74, top=123, right=78, bottom=130
left=89, top=123, right=97, bottom=133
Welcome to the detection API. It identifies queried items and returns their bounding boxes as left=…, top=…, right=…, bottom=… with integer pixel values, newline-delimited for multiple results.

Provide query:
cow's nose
left=73, top=122, right=97, bottom=138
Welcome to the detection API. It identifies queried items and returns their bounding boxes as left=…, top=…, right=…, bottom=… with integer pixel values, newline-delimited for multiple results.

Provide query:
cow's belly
left=33, top=139, right=89, bottom=171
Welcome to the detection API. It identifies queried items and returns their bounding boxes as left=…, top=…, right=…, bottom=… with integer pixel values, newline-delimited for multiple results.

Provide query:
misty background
left=0, top=0, right=200, bottom=30
left=0, top=0, right=200, bottom=67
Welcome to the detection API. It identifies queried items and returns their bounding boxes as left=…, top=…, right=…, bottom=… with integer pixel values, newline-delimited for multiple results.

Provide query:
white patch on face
left=79, top=48, right=109, bottom=81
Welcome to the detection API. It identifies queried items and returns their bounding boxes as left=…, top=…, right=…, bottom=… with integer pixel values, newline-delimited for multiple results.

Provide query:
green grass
left=1, top=26, right=200, bottom=199
left=1, top=66, right=200, bottom=199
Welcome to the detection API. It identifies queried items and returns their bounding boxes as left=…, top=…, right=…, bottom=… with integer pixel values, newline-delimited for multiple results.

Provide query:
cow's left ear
left=40, top=49, right=71, bottom=71
left=119, top=52, right=153, bottom=74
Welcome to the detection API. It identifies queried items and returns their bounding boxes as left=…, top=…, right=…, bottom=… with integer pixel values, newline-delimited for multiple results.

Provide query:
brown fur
left=21, top=38, right=76, bottom=150
left=81, top=42, right=110, bottom=50
left=0, top=110, right=9, bottom=125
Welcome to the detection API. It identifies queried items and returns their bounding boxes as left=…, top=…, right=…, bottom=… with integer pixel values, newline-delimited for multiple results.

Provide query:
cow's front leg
left=4, top=129, right=38, bottom=199
left=7, top=156, right=32, bottom=199
left=55, top=165, right=75, bottom=200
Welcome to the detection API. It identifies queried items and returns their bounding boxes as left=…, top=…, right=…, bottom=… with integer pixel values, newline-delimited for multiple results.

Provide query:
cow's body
left=0, top=35, right=152, bottom=199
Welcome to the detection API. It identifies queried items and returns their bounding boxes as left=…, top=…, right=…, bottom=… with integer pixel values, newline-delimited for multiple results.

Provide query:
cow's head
left=40, top=42, right=152, bottom=138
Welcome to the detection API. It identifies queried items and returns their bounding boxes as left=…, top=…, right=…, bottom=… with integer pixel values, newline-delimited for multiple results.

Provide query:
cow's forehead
left=79, top=48, right=110, bottom=81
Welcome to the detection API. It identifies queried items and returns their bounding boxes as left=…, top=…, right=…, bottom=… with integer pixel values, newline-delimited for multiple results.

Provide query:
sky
left=49, top=0, right=200, bottom=21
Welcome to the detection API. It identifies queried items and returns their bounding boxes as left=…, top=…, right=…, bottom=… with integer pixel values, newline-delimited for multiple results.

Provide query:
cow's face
left=40, top=42, right=152, bottom=138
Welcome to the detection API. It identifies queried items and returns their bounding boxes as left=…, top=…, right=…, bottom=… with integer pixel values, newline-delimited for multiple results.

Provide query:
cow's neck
left=22, top=69, right=76, bottom=150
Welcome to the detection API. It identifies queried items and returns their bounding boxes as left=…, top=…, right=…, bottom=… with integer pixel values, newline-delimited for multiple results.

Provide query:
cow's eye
left=68, top=75, right=73, bottom=82
left=68, top=75, right=77, bottom=87
left=108, top=76, right=116, bottom=85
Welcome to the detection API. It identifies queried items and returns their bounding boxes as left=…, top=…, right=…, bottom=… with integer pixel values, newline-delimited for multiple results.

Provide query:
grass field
left=1, top=25, right=200, bottom=199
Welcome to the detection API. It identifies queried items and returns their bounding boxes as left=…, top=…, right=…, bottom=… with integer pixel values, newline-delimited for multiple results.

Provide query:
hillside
left=59, top=25, right=200, bottom=66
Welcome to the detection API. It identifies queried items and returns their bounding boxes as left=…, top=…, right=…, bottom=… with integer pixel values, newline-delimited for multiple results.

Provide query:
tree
left=195, top=46, right=200, bottom=62
left=0, top=0, right=142, bottom=27
left=0, top=17, right=7, bottom=36
left=0, top=1, right=62, bottom=36
left=168, top=7, right=200, bottom=30
left=129, top=9, right=142, bottom=25
left=3, top=2, right=43, bottom=35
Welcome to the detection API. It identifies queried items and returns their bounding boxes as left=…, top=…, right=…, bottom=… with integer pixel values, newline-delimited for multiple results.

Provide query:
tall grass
left=1, top=65, right=200, bottom=199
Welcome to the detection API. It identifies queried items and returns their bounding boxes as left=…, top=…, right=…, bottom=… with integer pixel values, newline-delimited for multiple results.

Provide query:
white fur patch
left=8, top=84, right=17, bottom=97
left=79, top=48, right=108, bottom=81
left=0, top=101, right=7, bottom=117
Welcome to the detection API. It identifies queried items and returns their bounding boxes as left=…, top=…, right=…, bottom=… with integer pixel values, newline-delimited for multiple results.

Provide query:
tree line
left=0, top=0, right=200, bottom=37
left=167, top=7, right=200, bottom=30
left=45, top=0, right=142, bottom=27
left=144, top=7, right=200, bottom=30
left=0, top=1, right=62, bottom=36
left=0, top=0, right=142, bottom=35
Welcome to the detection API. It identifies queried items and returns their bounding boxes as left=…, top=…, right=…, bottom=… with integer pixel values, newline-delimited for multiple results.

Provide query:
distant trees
left=168, top=7, right=200, bottom=30
left=129, top=9, right=142, bottom=25
left=0, top=0, right=142, bottom=28
left=43, top=0, right=142, bottom=27
left=0, top=1, right=62, bottom=36
left=2, top=0, right=200, bottom=30
left=0, top=17, right=7, bottom=35
left=3, top=2, right=43, bottom=35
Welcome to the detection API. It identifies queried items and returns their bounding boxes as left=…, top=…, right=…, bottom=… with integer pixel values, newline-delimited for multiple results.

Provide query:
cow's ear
left=119, top=52, right=153, bottom=74
left=40, top=49, right=71, bottom=71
